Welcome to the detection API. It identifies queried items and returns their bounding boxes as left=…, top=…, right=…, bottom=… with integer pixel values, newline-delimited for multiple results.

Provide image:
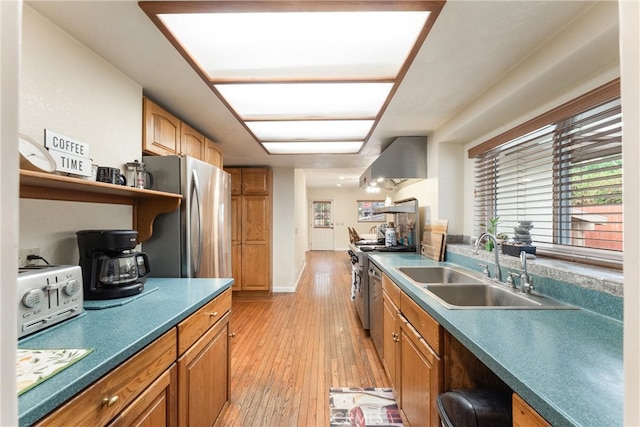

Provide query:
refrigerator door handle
left=191, top=169, right=204, bottom=276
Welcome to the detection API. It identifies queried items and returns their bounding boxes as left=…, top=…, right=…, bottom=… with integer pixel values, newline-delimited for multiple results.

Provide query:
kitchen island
left=18, top=277, right=233, bottom=426
left=369, top=252, right=623, bottom=426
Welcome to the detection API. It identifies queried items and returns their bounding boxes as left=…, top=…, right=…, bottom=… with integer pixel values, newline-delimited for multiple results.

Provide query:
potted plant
left=480, top=216, right=500, bottom=251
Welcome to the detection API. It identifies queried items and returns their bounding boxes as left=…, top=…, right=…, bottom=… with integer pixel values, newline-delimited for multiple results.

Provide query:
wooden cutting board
left=422, top=220, right=449, bottom=261
left=421, top=232, right=445, bottom=261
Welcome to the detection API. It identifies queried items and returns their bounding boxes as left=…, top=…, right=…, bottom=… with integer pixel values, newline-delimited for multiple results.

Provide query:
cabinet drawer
left=400, top=292, right=442, bottom=355
left=177, top=289, right=232, bottom=355
left=36, top=329, right=177, bottom=426
left=382, top=274, right=401, bottom=308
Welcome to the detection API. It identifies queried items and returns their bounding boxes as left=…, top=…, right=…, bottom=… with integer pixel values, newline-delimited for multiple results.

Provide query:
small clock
left=19, top=134, right=57, bottom=172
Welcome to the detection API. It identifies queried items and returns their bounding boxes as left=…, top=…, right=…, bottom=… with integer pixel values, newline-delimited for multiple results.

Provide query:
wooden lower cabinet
left=107, top=364, right=177, bottom=427
left=513, top=393, right=551, bottom=427
left=226, top=168, right=272, bottom=292
left=399, top=316, right=443, bottom=427
left=36, top=330, right=177, bottom=427
left=382, top=275, right=402, bottom=395
left=35, top=290, right=232, bottom=427
left=178, top=311, right=230, bottom=426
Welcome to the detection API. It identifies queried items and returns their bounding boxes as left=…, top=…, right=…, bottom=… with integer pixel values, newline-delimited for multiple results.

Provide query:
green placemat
left=17, top=348, right=94, bottom=396
left=83, top=286, right=158, bottom=310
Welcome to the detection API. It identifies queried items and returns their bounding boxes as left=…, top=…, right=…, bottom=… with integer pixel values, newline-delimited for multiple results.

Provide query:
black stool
left=437, top=389, right=512, bottom=427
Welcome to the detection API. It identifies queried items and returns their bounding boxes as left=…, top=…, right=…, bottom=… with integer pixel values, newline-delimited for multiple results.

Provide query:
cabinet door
left=513, top=393, right=551, bottom=427
left=241, top=195, right=271, bottom=291
left=107, top=364, right=177, bottom=427
left=180, top=123, right=205, bottom=160
left=400, top=319, right=443, bottom=427
left=241, top=243, right=270, bottom=291
left=204, top=138, right=223, bottom=168
left=230, top=195, right=242, bottom=291
left=178, top=312, right=230, bottom=427
left=226, top=168, right=242, bottom=195
left=242, top=168, right=271, bottom=194
left=242, top=195, right=269, bottom=243
left=143, top=98, right=181, bottom=156
left=383, top=292, right=401, bottom=394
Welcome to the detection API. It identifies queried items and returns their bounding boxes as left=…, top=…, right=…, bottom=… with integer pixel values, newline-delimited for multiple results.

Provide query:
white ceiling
left=26, top=0, right=617, bottom=188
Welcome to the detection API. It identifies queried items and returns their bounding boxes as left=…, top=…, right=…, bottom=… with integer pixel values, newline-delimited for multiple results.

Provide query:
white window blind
left=474, top=97, right=622, bottom=265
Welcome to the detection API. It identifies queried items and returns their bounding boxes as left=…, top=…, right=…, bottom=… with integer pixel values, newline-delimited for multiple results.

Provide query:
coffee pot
left=77, top=229, right=150, bottom=299
left=124, top=160, right=154, bottom=189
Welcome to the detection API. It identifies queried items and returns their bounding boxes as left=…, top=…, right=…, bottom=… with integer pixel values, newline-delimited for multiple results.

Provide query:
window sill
left=446, top=243, right=623, bottom=297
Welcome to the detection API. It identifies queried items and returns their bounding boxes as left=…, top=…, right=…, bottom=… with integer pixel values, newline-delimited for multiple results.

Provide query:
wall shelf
left=19, top=169, right=182, bottom=242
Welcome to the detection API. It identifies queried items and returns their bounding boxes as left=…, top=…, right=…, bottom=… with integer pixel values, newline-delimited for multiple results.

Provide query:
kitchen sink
left=425, top=284, right=540, bottom=308
left=395, top=266, right=576, bottom=310
left=396, top=266, right=483, bottom=284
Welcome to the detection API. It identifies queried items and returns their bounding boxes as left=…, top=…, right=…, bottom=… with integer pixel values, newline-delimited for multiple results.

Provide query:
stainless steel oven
left=347, top=196, right=421, bottom=332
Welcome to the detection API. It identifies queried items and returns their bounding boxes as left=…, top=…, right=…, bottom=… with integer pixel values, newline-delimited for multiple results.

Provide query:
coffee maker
left=77, top=229, right=150, bottom=300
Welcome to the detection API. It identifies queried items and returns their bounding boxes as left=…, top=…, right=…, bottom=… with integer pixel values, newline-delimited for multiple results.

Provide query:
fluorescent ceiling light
left=158, top=11, right=430, bottom=80
left=263, top=142, right=363, bottom=155
left=141, top=1, right=444, bottom=155
left=247, top=120, right=374, bottom=141
left=215, top=83, right=393, bottom=119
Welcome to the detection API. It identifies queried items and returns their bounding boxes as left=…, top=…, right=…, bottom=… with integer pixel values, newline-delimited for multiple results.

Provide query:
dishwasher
left=368, top=261, right=383, bottom=360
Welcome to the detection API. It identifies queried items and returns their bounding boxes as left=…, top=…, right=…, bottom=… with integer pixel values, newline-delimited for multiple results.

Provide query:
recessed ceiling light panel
left=263, top=141, right=363, bottom=154
left=215, top=83, right=393, bottom=119
left=158, top=11, right=430, bottom=80
left=141, top=1, right=445, bottom=155
left=247, top=120, right=374, bottom=141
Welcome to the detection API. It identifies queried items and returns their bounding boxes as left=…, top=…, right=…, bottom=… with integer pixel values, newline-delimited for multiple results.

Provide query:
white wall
left=307, top=186, right=394, bottom=251
left=294, top=169, right=308, bottom=286
left=18, top=5, right=143, bottom=265
left=1, top=1, right=21, bottom=424
left=272, top=168, right=297, bottom=292
left=620, top=0, right=640, bottom=423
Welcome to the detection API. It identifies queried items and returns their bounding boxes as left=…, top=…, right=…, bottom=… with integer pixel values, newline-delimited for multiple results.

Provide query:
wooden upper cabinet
left=204, top=138, right=223, bottom=168
left=143, top=97, right=181, bottom=156
left=227, top=169, right=242, bottom=195
left=180, top=123, right=205, bottom=160
left=143, top=97, right=223, bottom=167
left=242, top=168, right=271, bottom=194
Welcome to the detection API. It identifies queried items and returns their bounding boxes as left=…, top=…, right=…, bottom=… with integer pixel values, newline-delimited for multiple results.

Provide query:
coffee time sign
left=44, top=129, right=91, bottom=177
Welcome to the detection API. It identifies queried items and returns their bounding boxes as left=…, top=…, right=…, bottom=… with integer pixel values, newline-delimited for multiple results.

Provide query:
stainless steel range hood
left=359, top=136, right=427, bottom=189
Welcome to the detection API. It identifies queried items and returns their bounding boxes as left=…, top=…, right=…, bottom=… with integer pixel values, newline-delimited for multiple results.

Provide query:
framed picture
left=357, top=200, right=385, bottom=222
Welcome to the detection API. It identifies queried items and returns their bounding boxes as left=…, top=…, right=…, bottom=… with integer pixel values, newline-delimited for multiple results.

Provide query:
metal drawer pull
left=102, top=396, right=119, bottom=407
left=229, top=332, right=236, bottom=338
left=209, top=311, right=218, bottom=317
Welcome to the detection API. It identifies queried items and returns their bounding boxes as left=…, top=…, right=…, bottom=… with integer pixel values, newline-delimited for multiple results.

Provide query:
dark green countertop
left=18, top=277, right=233, bottom=427
left=368, top=253, right=623, bottom=427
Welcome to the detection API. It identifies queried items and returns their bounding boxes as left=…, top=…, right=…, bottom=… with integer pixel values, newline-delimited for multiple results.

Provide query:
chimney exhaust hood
left=360, top=136, right=427, bottom=189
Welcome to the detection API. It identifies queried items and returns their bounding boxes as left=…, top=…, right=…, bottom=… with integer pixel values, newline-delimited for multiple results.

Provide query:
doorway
left=310, top=200, right=334, bottom=250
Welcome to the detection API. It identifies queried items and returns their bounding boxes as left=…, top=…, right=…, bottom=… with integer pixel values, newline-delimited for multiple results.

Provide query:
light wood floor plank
left=217, top=250, right=390, bottom=426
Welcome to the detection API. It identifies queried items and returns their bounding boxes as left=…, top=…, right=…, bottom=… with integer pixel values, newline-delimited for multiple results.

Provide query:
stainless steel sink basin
left=395, top=266, right=576, bottom=310
left=396, top=266, right=483, bottom=284
left=421, top=283, right=575, bottom=310
left=425, top=284, right=539, bottom=308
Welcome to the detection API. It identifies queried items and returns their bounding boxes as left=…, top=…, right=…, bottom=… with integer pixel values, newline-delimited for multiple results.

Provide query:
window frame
left=470, top=79, right=622, bottom=268
left=357, top=200, right=386, bottom=222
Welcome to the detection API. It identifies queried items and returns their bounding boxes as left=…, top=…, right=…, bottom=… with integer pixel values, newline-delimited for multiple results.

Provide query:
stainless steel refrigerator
left=142, top=155, right=231, bottom=278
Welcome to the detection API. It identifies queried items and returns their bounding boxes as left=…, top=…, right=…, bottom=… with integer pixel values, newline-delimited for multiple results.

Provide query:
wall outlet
left=19, top=248, right=40, bottom=267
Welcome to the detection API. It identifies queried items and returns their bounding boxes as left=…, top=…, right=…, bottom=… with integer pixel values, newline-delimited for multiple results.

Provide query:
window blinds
left=474, top=97, right=622, bottom=264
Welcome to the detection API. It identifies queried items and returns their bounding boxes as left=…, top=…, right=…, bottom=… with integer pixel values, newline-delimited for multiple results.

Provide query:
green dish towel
left=17, top=348, right=93, bottom=396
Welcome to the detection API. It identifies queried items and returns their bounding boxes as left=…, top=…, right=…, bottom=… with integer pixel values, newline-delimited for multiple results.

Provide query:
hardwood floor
left=217, top=250, right=390, bottom=426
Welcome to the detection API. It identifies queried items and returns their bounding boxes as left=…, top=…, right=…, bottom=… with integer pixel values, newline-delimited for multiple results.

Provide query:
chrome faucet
left=519, top=251, right=534, bottom=294
left=473, top=233, right=502, bottom=282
